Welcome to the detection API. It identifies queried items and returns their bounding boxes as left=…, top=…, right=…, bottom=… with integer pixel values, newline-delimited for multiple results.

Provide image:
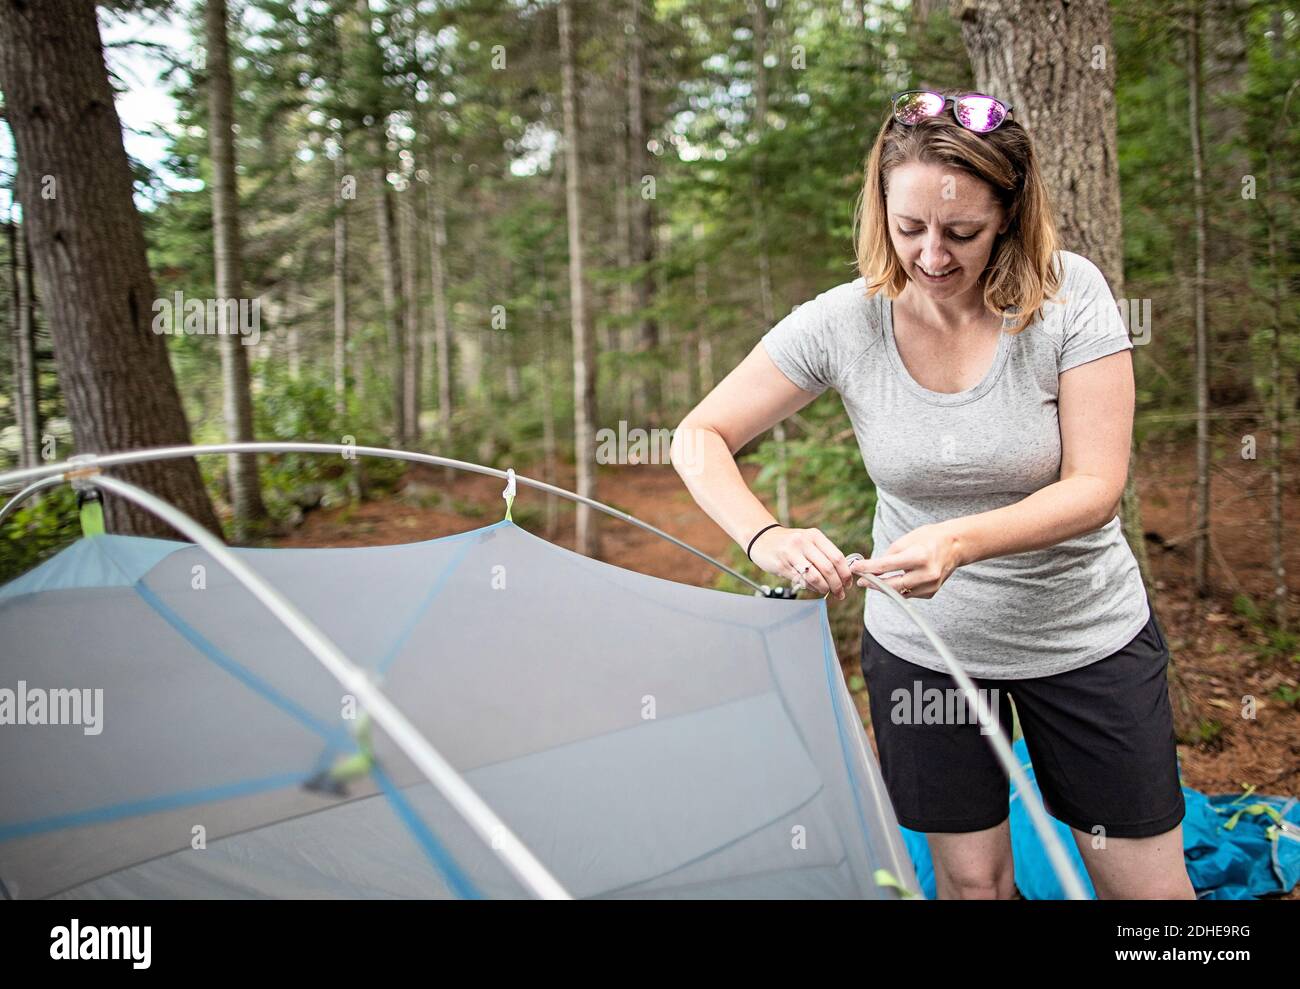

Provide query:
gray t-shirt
left=760, top=250, right=1147, bottom=680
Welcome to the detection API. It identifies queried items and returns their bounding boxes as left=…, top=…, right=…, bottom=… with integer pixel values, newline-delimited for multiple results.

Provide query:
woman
left=671, top=90, right=1195, bottom=900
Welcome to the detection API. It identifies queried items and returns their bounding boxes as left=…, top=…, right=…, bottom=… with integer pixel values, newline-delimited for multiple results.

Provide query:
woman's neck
left=897, top=282, right=996, bottom=333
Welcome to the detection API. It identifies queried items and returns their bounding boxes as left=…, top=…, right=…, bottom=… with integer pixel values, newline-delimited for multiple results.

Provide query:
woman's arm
left=944, top=348, right=1136, bottom=568
left=670, top=341, right=857, bottom=599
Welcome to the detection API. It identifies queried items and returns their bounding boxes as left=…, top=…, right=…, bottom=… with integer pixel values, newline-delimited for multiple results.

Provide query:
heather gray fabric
left=761, top=249, right=1146, bottom=679
left=0, top=520, right=918, bottom=899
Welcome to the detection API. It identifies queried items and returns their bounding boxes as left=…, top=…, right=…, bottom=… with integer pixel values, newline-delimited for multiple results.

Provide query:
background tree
left=205, top=0, right=268, bottom=536
left=0, top=0, right=220, bottom=538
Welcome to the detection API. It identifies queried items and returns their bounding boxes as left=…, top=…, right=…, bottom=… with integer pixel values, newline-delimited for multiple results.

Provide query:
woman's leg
left=1072, top=824, right=1196, bottom=899
left=1009, top=603, right=1193, bottom=899
left=928, top=818, right=1016, bottom=899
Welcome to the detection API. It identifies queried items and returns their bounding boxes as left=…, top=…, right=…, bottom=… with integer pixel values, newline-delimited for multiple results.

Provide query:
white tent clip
left=502, top=468, right=516, bottom=521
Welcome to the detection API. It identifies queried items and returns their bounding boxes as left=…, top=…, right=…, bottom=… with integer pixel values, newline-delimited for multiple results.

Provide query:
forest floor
left=273, top=434, right=1300, bottom=896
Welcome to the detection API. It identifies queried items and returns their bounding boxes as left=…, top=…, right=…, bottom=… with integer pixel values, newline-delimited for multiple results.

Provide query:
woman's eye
left=899, top=227, right=977, bottom=241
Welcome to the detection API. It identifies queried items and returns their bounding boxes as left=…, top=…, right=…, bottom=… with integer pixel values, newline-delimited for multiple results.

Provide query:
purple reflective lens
left=891, top=90, right=1010, bottom=133
left=893, top=91, right=945, bottom=124
left=954, top=95, right=1007, bottom=133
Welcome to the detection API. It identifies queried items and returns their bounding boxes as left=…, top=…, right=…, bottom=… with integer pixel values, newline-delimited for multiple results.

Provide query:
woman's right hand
left=749, top=526, right=857, bottom=601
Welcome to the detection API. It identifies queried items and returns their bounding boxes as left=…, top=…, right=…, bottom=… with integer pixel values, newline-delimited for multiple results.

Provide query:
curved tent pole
left=0, top=442, right=767, bottom=595
left=88, top=472, right=573, bottom=901
left=0, top=476, right=66, bottom=528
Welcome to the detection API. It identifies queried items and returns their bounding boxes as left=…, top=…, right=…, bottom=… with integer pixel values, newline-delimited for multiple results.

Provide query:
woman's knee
left=936, top=868, right=1016, bottom=899
left=929, top=824, right=1015, bottom=899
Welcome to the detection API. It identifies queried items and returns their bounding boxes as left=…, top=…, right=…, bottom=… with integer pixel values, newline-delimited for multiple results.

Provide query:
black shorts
left=859, top=601, right=1185, bottom=839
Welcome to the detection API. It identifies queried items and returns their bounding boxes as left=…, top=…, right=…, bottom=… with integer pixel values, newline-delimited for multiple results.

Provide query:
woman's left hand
left=849, top=522, right=964, bottom=600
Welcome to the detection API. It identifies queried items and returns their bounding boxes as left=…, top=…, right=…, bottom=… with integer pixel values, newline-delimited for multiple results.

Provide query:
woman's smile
left=917, top=264, right=960, bottom=283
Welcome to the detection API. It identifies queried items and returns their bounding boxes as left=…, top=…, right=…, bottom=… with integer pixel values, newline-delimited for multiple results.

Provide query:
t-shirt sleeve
left=1058, top=253, right=1133, bottom=373
left=760, top=289, right=837, bottom=396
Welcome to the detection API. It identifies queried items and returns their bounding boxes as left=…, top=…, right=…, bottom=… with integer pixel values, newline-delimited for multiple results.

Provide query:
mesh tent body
left=0, top=518, right=919, bottom=899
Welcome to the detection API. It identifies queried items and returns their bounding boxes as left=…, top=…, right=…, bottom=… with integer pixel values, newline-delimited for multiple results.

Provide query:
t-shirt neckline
left=882, top=296, right=1012, bottom=407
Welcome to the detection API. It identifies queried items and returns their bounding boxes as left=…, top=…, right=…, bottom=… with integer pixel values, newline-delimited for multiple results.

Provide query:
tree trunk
left=1202, top=0, right=1255, bottom=408
left=372, top=143, right=405, bottom=441
left=0, top=0, right=220, bottom=537
left=628, top=0, right=660, bottom=423
left=400, top=179, right=421, bottom=444
left=539, top=253, right=560, bottom=539
left=693, top=221, right=714, bottom=399
left=1186, top=6, right=1211, bottom=597
left=614, top=29, right=634, bottom=420
left=356, top=0, right=405, bottom=441
left=426, top=162, right=453, bottom=446
left=333, top=143, right=349, bottom=417
left=1263, top=78, right=1296, bottom=631
left=7, top=214, right=40, bottom=469
left=752, top=0, right=790, bottom=526
left=559, top=0, right=600, bottom=558
left=1265, top=177, right=1287, bottom=632
left=205, top=0, right=267, bottom=538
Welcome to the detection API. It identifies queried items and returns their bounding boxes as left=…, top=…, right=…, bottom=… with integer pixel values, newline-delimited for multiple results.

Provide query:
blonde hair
left=853, top=92, right=1062, bottom=334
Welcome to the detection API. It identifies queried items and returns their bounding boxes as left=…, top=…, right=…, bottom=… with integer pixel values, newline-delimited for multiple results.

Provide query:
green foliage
left=0, top=487, right=80, bottom=586
left=1189, top=719, right=1226, bottom=747
left=1270, top=682, right=1300, bottom=708
left=1231, top=591, right=1300, bottom=663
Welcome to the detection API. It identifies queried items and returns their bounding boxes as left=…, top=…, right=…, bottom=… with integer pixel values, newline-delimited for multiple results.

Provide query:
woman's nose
left=918, top=230, right=951, bottom=266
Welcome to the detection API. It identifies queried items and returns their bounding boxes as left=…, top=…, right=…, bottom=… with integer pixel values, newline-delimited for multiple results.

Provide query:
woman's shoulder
left=812, top=276, right=887, bottom=332
left=1050, top=249, right=1113, bottom=294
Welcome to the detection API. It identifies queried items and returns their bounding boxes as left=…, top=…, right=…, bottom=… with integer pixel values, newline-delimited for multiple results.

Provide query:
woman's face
left=885, top=161, right=1009, bottom=303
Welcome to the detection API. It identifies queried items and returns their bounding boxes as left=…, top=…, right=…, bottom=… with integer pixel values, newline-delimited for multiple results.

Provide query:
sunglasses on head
left=890, top=90, right=1013, bottom=134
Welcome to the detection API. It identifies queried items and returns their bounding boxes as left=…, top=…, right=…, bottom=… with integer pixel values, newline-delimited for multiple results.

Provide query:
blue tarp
left=900, top=737, right=1300, bottom=899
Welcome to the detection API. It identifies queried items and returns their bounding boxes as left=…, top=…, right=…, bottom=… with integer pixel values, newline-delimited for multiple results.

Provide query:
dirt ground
left=273, top=435, right=1299, bottom=895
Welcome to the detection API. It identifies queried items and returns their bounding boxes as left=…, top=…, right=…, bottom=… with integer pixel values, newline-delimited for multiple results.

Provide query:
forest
left=0, top=0, right=1297, bottom=831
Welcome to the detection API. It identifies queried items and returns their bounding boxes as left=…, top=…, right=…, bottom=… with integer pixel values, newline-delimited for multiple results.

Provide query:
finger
left=787, top=557, right=813, bottom=593
left=786, top=550, right=825, bottom=596
left=856, top=568, right=909, bottom=591
left=809, top=531, right=855, bottom=598
left=893, top=572, right=923, bottom=597
left=800, top=543, right=843, bottom=599
left=850, top=554, right=909, bottom=577
left=856, top=570, right=899, bottom=591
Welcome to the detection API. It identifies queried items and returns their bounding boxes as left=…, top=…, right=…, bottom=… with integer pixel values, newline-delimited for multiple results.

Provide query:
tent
left=0, top=443, right=935, bottom=900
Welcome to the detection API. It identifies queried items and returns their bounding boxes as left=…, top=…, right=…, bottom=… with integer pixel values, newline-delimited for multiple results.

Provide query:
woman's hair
left=854, top=90, right=1063, bottom=334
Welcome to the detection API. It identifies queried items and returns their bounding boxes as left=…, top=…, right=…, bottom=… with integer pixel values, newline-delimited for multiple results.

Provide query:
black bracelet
left=746, top=523, right=784, bottom=562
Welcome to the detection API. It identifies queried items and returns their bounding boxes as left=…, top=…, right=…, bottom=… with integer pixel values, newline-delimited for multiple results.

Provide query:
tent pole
left=0, top=442, right=766, bottom=594
left=89, top=471, right=574, bottom=901
left=0, top=476, right=66, bottom=527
